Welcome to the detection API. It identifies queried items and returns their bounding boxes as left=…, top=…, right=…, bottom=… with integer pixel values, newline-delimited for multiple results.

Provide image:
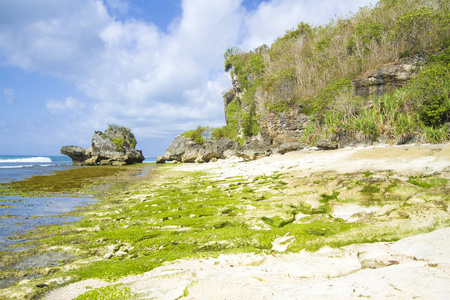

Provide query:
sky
left=0, top=0, right=375, bottom=157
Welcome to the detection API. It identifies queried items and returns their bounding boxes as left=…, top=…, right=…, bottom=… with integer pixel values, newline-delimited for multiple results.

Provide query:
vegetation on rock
left=183, top=0, right=450, bottom=145
left=105, top=124, right=137, bottom=152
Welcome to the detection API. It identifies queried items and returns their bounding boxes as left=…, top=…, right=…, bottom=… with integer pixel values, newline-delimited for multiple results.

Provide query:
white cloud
left=3, top=88, right=14, bottom=104
left=241, top=0, right=374, bottom=50
left=104, top=0, right=129, bottom=14
left=46, top=97, right=85, bottom=114
left=0, top=0, right=377, bottom=153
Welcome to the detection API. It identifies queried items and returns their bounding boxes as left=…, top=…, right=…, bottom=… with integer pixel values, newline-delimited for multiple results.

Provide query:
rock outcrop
left=258, top=110, right=310, bottom=146
left=61, top=125, right=145, bottom=166
left=315, top=139, right=338, bottom=150
left=162, top=55, right=428, bottom=164
left=160, top=136, right=239, bottom=163
left=160, top=135, right=308, bottom=163
left=220, top=55, right=426, bottom=155
left=352, top=55, right=425, bottom=99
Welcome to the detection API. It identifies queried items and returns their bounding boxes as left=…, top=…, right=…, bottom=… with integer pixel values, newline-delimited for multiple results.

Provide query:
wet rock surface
left=0, top=252, right=73, bottom=289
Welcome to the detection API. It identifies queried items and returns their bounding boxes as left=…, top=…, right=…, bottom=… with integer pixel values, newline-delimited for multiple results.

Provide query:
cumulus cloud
left=46, top=97, right=85, bottom=114
left=0, top=0, right=375, bottom=153
left=3, top=88, right=14, bottom=104
left=241, top=0, right=374, bottom=50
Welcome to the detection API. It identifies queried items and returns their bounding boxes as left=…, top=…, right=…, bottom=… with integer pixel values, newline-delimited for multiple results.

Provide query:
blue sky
left=0, top=0, right=375, bottom=156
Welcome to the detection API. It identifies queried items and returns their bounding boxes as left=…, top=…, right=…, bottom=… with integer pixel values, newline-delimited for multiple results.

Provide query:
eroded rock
left=61, top=125, right=144, bottom=166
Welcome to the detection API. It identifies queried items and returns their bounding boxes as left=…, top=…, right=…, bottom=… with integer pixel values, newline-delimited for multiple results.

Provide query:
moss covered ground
left=0, top=162, right=449, bottom=299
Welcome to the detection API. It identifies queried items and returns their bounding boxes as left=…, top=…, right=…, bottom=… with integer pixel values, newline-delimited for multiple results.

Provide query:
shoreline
left=0, top=144, right=449, bottom=299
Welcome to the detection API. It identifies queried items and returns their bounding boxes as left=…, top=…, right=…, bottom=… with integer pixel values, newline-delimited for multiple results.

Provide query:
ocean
left=0, top=155, right=157, bottom=249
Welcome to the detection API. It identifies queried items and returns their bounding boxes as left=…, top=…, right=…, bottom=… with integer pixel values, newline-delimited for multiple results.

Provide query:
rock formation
left=352, top=54, right=425, bottom=99
left=161, top=55, right=430, bottom=163
left=61, top=125, right=145, bottom=166
left=160, top=136, right=239, bottom=163
left=159, top=135, right=308, bottom=163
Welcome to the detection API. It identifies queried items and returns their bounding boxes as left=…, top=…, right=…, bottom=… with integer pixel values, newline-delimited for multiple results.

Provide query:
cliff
left=221, top=0, right=450, bottom=149
left=163, top=0, right=450, bottom=162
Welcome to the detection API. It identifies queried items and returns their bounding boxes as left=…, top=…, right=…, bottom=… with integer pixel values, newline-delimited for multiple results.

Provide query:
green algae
left=75, top=284, right=137, bottom=300
left=0, top=166, right=138, bottom=197
left=0, top=164, right=449, bottom=299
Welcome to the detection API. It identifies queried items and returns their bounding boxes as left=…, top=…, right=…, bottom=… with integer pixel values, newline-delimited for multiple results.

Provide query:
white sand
left=177, top=143, right=450, bottom=179
left=43, top=143, right=450, bottom=300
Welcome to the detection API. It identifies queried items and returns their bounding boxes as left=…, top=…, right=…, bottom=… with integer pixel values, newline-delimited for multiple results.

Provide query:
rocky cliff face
left=225, top=55, right=425, bottom=149
left=352, top=55, right=425, bottom=99
left=61, top=125, right=144, bottom=166
left=258, top=110, right=310, bottom=146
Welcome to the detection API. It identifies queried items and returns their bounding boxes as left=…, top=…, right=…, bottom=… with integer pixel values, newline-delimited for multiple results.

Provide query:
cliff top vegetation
left=183, top=0, right=450, bottom=145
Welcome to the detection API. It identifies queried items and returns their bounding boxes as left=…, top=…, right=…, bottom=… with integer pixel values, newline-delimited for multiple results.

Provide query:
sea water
left=0, top=155, right=156, bottom=249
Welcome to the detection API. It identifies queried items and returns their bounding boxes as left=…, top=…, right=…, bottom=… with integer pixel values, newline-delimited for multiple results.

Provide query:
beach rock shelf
left=61, top=124, right=145, bottom=166
left=159, top=135, right=306, bottom=163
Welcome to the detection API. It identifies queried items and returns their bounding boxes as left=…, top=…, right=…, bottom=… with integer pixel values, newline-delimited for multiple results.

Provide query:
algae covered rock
left=61, top=124, right=145, bottom=165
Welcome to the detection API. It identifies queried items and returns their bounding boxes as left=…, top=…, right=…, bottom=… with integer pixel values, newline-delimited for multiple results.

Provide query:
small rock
left=374, top=205, right=396, bottom=217
left=103, top=253, right=113, bottom=259
left=271, top=235, right=295, bottom=252
left=315, top=139, right=338, bottom=150
left=275, top=142, right=305, bottom=154
left=115, top=251, right=128, bottom=257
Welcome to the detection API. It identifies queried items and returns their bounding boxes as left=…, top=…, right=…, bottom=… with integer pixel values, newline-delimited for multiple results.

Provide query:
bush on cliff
left=184, top=0, right=450, bottom=145
left=181, top=126, right=211, bottom=144
left=104, top=124, right=137, bottom=151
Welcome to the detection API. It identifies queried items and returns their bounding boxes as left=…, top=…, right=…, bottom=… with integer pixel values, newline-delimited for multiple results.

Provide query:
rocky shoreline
left=0, top=143, right=449, bottom=299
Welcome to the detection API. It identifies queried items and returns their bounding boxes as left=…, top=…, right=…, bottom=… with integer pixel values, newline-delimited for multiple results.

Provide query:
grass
left=0, top=164, right=449, bottom=299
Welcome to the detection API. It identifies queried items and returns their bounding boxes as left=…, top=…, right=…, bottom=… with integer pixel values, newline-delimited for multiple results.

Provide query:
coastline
left=0, top=144, right=449, bottom=299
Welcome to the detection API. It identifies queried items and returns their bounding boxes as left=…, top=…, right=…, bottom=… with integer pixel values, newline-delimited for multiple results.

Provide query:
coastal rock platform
left=44, top=143, right=450, bottom=300
left=45, top=227, right=450, bottom=299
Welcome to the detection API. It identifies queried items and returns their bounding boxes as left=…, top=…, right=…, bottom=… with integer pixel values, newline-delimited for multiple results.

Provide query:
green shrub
left=211, top=125, right=237, bottom=141
left=278, top=22, right=313, bottom=42
left=348, top=21, right=384, bottom=54
left=181, top=126, right=211, bottom=144
left=394, top=113, right=417, bottom=135
left=404, top=64, right=450, bottom=127
left=423, top=126, right=449, bottom=143
left=304, top=79, right=352, bottom=115
left=106, top=124, right=137, bottom=151
left=111, top=137, right=127, bottom=151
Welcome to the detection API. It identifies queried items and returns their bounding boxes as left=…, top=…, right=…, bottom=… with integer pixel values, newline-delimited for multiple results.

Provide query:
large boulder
left=336, top=130, right=374, bottom=148
left=61, top=125, right=145, bottom=166
left=274, top=142, right=306, bottom=154
left=162, top=136, right=189, bottom=162
left=236, top=139, right=272, bottom=161
left=315, top=139, right=338, bottom=150
left=162, top=136, right=239, bottom=163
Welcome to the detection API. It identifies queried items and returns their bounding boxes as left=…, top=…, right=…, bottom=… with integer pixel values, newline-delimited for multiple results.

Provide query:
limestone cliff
left=224, top=54, right=427, bottom=148
left=221, top=0, right=449, bottom=148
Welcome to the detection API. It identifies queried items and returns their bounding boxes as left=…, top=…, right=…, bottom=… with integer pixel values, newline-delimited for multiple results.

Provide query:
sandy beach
left=40, top=143, right=450, bottom=300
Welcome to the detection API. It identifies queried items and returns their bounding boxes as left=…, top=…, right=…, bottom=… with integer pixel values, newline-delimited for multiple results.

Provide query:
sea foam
left=0, top=157, right=52, bottom=163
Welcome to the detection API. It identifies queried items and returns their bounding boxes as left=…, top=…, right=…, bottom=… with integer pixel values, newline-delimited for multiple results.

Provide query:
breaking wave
left=0, top=157, right=52, bottom=163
